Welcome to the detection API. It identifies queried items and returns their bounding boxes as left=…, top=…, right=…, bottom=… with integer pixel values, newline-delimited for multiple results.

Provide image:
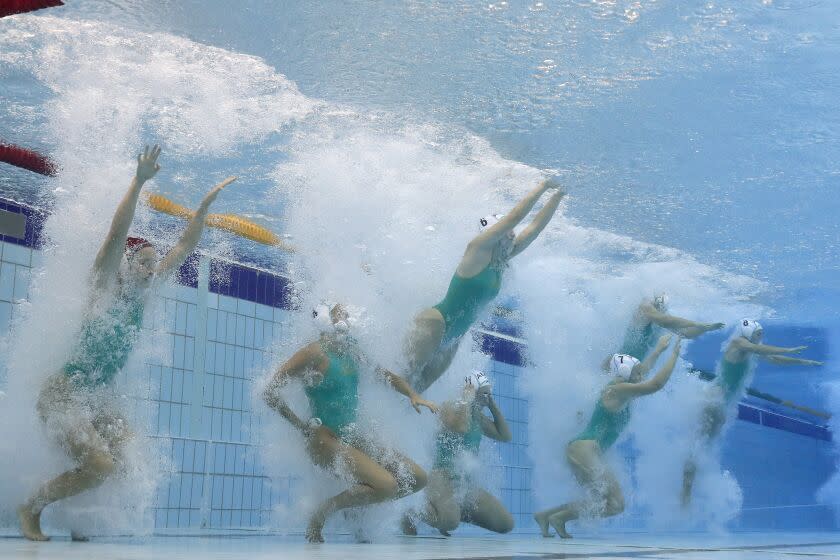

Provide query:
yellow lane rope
left=145, top=193, right=294, bottom=253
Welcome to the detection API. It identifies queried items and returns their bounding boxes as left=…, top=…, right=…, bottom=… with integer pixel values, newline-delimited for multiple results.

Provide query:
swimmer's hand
left=786, top=345, right=807, bottom=354
left=409, top=393, right=438, bottom=415
left=655, top=333, right=673, bottom=351
left=199, top=176, right=237, bottom=210
left=543, top=178, right=566, bottom=195
left=706, top=322, right=726, bottom=332
left=136, top=144, right=161, bottom=183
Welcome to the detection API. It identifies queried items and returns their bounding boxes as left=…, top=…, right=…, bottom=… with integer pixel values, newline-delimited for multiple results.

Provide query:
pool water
left=0, top=0, right=838, bottom=553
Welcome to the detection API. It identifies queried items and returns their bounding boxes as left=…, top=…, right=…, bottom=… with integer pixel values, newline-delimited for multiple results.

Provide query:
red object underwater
left=0, top=0, right=64, bottom=19
left=0, top=144, right=57, bottom=176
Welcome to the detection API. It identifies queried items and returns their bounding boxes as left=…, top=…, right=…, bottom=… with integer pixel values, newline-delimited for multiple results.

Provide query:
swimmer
left=618, top=295, right=724, bottom=360
left=533, top=334, right=682, bottom=538
left=262, top=303, right=438, bottom=543
left=404, top=179, right=565, bottom=393
left=681, top=319, right=822, bottom=506
left=18, top=145, right=236, bottom=541
left=401, top=371, right=514, bottom=537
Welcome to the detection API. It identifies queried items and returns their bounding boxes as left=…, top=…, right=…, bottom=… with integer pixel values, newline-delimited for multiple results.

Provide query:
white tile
left=219, top=295, right=238, bottom=313
left=238, top=299, right=256, bottom=318
left=29, top=249, right=44, bottom=269
left=0, top=300, right=11, bottom=334
left=176, top=284, right=198, bottom=304
left=207, top=292, right=219, bottom=309
left=273, top=307, right=288, bottom=323
left=0, top=242, right=31, bottom=266
left=0, top=262, right=14, bottom=302
left=255, top=303, right=274, bottom=321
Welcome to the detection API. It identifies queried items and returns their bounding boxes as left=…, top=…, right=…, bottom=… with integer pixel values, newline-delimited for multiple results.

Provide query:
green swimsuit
left=433, top=411, right=483, bottom=479
left=433, top=264, right=503, bottom=344
left=63, top=294, right=146, bottom=389
left=304, top=341, right=360, bottom=435
left=716, top=358, right=752, bottom=403
left=619, top=320, right=659, bottom=361
left=572, top=383, right=631, bottom=450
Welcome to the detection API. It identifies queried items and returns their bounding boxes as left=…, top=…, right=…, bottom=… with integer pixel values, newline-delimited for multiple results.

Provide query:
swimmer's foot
left=400, top=514, right=417, bottom=536
left=305, top=510, right=326, bottom=543
left=548, top=512, right=573, bottom=539
left=18, top=504, right=49, bottom=542
left=70, top=531, right=89, bottom=542
left=438, top=528, right=451, bottom=537
left=533, top=511, right=554, bottom=538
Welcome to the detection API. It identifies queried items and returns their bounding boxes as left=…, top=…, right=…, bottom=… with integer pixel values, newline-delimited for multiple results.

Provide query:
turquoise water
left=0, top=0, right=838, bottom=539
left=5, top=0, right=835, bottom=320
left=3, top=1, right=839, bottom=320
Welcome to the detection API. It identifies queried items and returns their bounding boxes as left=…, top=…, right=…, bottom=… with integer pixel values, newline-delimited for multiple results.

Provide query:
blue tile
left=177, top=252, right=200, bottom=288
left=183, top=440, right=195, bottom=472
left=737, top=404, right=762, bottom=425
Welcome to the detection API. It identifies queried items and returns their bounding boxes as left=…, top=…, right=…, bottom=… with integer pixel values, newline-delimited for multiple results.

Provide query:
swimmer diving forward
left=534, top=334, right=682, bottom=538
left=681, top=319, right=822, bottom=506
left=19, top=145, right=236, bottom=541
left=263, top=303, right=437, bottom=543
left=619, top=294, right=725, bottom=360
left=404, top=179, right=565, bottom=393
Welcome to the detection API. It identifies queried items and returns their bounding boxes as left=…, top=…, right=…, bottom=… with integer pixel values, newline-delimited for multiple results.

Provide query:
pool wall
left=0, top=196, right=836, bottom=533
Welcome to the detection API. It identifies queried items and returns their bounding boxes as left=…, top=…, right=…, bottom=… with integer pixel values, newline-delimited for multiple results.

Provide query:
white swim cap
left=738, top=319, right=763, bottom=341
left=479, top=214, right=504, bottom=230
left=609, top=354, right=640, bottom=378
left=312, top=302, right=334, bottom=328
left=653, top=294, right=669, bottom=311
left=471, top=370, right=492, bottom=391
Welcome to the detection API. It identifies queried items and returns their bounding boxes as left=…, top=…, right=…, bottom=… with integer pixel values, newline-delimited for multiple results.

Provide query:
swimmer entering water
left=404, top=180, right=565, bottom=393
left=533, top=334, right=682, bottom=538
left=681, top=319, right=822, bottom=506
left=18, top=145, right=236, bottom=541
left=262, top=303, right=437, bottom=543
left=619, top=295, right=724, bottom=360
left=401, top=371, right=514, bottom=537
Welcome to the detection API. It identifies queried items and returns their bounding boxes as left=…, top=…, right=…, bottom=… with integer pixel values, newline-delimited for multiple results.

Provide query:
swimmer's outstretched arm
left=641, top=303, right=724, bottom=339
left=478, top=395, right=512, bottom=442
left=510, top=188, right=565, bottom=258
left=471, top=180, right=557, bottom=248
left=377, top=367, right=439, bottom=414
left=733, top=337, right=807, bottom=356
left=156, top=176, right=237, bottom=277
left=263, top=342, right=324, bottom=433
left=761, top=355, right=823, bottom=367
left=92, top=145, right=161, bottom=289
left=614, top=338, right=682, bottom=399
left=635, top=334, right=673, bottom=378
